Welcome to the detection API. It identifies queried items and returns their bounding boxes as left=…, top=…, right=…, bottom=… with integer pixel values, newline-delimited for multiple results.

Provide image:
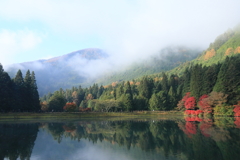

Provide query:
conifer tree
left=182, top=68, right=191, bottom=96
left=161, top=72, right=169, bottom=92
left=31, top=71, right=40, bottom=111
left=190, top=64, right=203, bottom=100
left=24, top=70, right=32, bottom=111
left=0, top=64, right=13, bottom=111
left=13, top=70, right=25, bottom=111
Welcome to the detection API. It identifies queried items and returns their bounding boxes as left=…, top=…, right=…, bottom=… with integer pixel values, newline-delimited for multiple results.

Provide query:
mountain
left=168, top=26, right=240, bottom=76
left=6, top=48, right=108, bottom=96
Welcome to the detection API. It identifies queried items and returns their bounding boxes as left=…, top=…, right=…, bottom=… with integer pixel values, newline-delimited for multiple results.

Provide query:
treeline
left=0, top=64, right=40, bottom=112
left=41, top=54, right=240, bottom=113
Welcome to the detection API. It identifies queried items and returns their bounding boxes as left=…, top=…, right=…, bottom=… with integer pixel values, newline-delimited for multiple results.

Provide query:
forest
left=0, top=64, right=40, bottom=112
left=40, top=53, right=240, bottom=117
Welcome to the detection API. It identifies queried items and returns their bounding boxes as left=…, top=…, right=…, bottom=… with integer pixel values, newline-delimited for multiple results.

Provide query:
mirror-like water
left=1, top=117, right=240, bottom=160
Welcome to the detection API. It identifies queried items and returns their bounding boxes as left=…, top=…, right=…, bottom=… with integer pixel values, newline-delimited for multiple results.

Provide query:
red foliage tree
left=63, top=102, right=77, bottom=112
left=233, top=102, right=240, bottom=117
left=184, top=97, right=196, bottom=110
left=177, top=92, right=191, bottom=110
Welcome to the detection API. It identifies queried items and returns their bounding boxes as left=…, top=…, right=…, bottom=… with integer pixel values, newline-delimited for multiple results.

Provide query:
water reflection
left=0, top=118, right=240, bottom=160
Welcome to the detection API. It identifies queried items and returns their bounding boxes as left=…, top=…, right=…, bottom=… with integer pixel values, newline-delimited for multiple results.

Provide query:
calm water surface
left=1, top=117, right=240, bottom=160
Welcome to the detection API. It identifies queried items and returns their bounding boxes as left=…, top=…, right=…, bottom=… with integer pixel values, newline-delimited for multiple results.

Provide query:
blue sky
left=1, top=0, right=240, bottom=66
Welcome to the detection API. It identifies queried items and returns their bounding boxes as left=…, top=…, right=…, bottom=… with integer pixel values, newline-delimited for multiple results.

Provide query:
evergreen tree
left=149, top=93, right=161, bottom=111
left=0, top=64, right=13, bottom=111
left=24, top=70, right=32, bottom=111
left=13, top=70, right=25, bottom=111
left=31, top=71, right=40, bottom=111
left=124, top=81, right=133, bottom=99
left=138, top=76, right=153, bottom=99
left=116, top=84, right=124, bottom=99
left=190, top=64, right=203, bottom=100
left=201, top=64, right=220, bottom=95
left=97, top=85, right=104, bottom=98
left=161, top=72, right=169, bottom=93
left=182, top=68, right=191, bottom=96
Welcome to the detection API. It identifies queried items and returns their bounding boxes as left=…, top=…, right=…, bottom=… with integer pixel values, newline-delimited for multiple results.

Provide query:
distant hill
left=6, top=48, right=108, bottom=96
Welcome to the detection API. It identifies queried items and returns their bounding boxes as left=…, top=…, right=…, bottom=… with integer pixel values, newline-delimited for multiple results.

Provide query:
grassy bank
left=0, top=111, right=184, bottom=121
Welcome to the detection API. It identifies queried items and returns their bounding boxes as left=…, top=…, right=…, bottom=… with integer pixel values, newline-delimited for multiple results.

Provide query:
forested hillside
left=0, top=64, right=40, bottom=112
left=169, top=26, right=240, bottom=76
left=41, top=27, right=240, bottom=117
left=96, top=46, right=200, bottom=85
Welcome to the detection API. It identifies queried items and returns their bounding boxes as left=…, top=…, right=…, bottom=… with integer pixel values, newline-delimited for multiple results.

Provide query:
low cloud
left=0, top=29, right=43, bottom=66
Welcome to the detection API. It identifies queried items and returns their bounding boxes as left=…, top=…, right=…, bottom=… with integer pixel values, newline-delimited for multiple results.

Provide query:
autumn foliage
left=234, top=117, right=240, bottom=128
left=177, top=92, right=190, bottom=110
left=198, top=94, right=212, bottom=114
left=233, top=102, right=240, bottom=117
left=185, top=116, right=203, bottom=122
left=63, top=102, right=77, bottom=112
left=79, top=107, right=91, bottom=112
left=184, top=97, right=196, bottom=110
left=184, top=110, right=203, bottom=116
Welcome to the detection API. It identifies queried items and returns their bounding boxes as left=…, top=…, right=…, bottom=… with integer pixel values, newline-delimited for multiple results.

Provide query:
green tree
left=48, top=91, right=66, bottom=112
left=0, top=64, right=13, bottom=112
left=13, top=70, right=25, bottom=111
left=149, top=93, right=161, bottom=111
left=31, top=71, right=40, bottom=111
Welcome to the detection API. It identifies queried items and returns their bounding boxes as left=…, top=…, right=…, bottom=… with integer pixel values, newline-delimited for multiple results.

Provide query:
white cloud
left=0, top=29, right=43, bottom=65
left=0, top=0, right=240, bottom=66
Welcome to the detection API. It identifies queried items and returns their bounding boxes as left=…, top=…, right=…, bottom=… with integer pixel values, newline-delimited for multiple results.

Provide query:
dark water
left=1, top=117, right=240, bottom=160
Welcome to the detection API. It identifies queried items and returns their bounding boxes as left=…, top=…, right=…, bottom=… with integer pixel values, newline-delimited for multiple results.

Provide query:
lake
left=1, top=117, right=240, bottom=160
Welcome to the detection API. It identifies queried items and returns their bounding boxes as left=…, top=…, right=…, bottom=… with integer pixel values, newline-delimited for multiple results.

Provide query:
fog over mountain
left=5, top=45, right=201, bottom=96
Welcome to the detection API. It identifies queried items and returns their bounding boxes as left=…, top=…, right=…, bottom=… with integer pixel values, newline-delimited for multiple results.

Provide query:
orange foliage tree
left=40, top=101, right=48, bottom=111
left=198, top=94, right=212, bottom=114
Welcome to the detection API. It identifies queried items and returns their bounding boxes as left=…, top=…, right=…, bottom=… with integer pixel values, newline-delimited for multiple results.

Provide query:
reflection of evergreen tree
left=0, top=123, right=39, bottom=160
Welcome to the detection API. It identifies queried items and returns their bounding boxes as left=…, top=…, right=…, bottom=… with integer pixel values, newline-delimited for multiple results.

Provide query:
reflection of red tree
left=184, top=110, right=203, bottom=116
left=200, top=120, right=213, bottom=137
left=63, top=125, right=76, bottom=132
left=185, top=117, right=203, bottom=122
left=234, top=117, right=240, bottom=128
left=178, top=121, right=197, bottom=138
left=185, top=122, right=197, bottom=134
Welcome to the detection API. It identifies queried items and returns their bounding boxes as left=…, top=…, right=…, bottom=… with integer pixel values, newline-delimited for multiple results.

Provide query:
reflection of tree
left=0, top=123, right=39, bottom=160
left=48, top=123, right=65, bottom=143
left=43, top=120, right=240, bottom=160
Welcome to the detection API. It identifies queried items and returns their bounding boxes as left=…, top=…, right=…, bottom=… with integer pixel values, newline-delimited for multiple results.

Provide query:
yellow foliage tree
left=234, top=46, right=240, bottom=54
left=225, top=48, right=233, bottom=56
left=204, top=49, right=216, bottom=60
